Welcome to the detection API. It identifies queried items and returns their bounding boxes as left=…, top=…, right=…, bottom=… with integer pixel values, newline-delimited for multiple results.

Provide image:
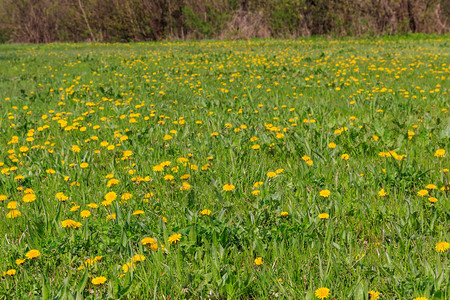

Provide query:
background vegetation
left=0, top=0, right=449, bottom=43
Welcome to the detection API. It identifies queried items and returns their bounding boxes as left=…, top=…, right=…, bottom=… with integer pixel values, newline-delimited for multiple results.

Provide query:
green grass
left=0, top=37, right=449, bottom=299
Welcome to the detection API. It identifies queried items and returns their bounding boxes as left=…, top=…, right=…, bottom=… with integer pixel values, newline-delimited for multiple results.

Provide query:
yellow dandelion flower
left=267, top=172, right=277, bottom=178
left=22, top=193, right=36, bottom=203
left=153, top=165, right=164, bottom=172
left=104, top=192, right=117, bottom=201
left=133, top=254, right=145, bottom=262
left=25, top=249, right=40, bottom=259
left=318, top=213, right=329, bottom=219
left=80, top=210, right=91, bottom=218
left=168, top=233, right=182, bottom=244
left=434, top=149, right=445, bottom=157
left=222, top=183, right=235, bottom=191
left=201, top=209, right=211, bottom=216
left=428, top=197, right=438, bottom=203
left=319, top=190, right=330, bottom=197
left=435, top=241, right=450, bottom=253
left=417, top=190, right=428, bottom=197
left=7, top=210, right=21, bottom=218
left=88, top=203, right=99, bottom=209
left=425, top=184, right=437, bottom=190
left=368, top=290, right=380, bottom=299
left=180, top=182, right=191, bottom=191
left=315, top=287, right=330, bottom=299
left=91, top=276, right=107, bottom=285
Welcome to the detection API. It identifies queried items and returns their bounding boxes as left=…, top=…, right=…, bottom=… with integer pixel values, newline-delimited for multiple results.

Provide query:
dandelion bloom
left=107, top=178, right=119, bottom=187
left=252, top=144, right=260, bottom=150
left=121, top=193, right=132, bottom=200
left=428, top=197, right=438, bottom=203
left=132, top=210, right=144, bottom=216
left=435, top=241, right=450, bottom=253
left=15, top=259, right=25, bottom=265
left=368, top=290, right=380, bottom=299
left=22, top=193, right=36, bottom=203
left=25, top=249, right=40, bottom=259
left=254, top=257, right=263, bottom=265
left=201, top=209, right=211, bottom=216
left=168, top=233, right=182, bottom=244
left=251, top=190, right=260, bottom=195
left=180, top=182, right=191, bottom=191
left=84, top=259, right=95, bottom=266
left=378, top=189, right=387, bottom=197
left=123, top=150, right=132, bottom=157
left=328, top=142, right=336, bottom=148
left=122, top=262, right=135, bottom=273
left=222, top=184, right=235, bottom=191
left=104, top=192, right=117, bottom=202
left=7, top=210, right=21, bottom=218
left=102, top=199, right=113, bottom=207
left=153, top=165, right=164, bottom=172
left=80, top=163, right=89, bottom=168
left=80, top=210, right=91, bottom=218
left=7, top=201, right=18, bottom=209
left=142, top=237, right=158, bottom=251
left=253, top=182, right=263, bottom=188
left=55, top=192, right=68, bottom=201
left=319, top=190, right=330, bottom=198
left=164, top=174, right=174, bottom=181
left=280, top=211, right=288, bottom=217
left=267, top=172, right=277, bottom=178
left=413, top=298, right=428, bottom=300
left=315, top=287, right=330, bottom=299
left=434, top=149, right=445, bottom=157
left=425, top=184, right=437, bottom=190
left=2, top=269, right=16, bottom=276
left=91, top=276, right=107, bottom=285
left=71, top=145, right=81, bottom=152
left=417, top=190, right=428, bottom=197
left=133, top=254, right=146, bottom=262
left=318, top=213, right=329, bottom=219
left=341, top=153, right=349, bottom=160
left=61, top=219, right=82, bottom=228
left=141, top=237, right=156, bottom=245
left=6, top=269, right=16, bottom=276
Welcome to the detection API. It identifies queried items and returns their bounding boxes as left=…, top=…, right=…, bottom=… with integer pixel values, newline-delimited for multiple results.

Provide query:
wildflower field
left=0, top=36, right=449, bottom=299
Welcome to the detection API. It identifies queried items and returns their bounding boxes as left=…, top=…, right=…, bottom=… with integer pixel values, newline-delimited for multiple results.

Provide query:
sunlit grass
left=0, top=37, right=449, bottom=299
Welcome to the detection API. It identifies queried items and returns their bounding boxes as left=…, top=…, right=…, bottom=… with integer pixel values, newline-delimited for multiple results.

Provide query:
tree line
left=0, top=0, right=448, bottom=43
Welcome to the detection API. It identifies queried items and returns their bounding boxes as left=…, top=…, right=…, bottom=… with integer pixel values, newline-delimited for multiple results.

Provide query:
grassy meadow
left=0, top=36, right=449, bottom=299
